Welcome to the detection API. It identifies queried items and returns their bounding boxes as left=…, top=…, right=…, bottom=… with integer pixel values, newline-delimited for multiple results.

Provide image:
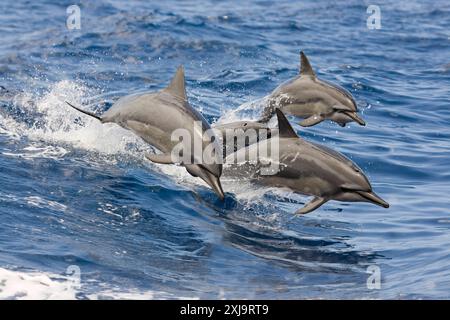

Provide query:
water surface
left=0, top=0, right=449, bottom=299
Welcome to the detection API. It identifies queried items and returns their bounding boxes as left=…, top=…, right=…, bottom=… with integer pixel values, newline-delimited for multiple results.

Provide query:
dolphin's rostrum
left=224, top=108, right=388, bottom=214
left=66, top=66, right=225, bottom=200
left=216, top=51, right=366, bottom=135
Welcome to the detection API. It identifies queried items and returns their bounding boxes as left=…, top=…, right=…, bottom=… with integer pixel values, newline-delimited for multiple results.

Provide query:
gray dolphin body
left=224, top=109, right=388, bottom=214
left=217, top=52, right=365, bottom=135
left=259, top=52, right=366, bottom=127
left=212, top=120, right=274, bottom=157
left=66, top=67, right=225, bottom=200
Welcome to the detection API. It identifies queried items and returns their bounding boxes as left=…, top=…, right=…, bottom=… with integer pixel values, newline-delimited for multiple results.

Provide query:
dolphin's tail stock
left=65, top=101, right=102, bottom=122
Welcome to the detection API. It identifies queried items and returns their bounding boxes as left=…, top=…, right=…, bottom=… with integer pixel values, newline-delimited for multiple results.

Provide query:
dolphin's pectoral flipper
left=295, top=197, right=327, bottom=215
left=299, top=115, right=324, bottom=127
left=145, top=153, right=174, bottom=164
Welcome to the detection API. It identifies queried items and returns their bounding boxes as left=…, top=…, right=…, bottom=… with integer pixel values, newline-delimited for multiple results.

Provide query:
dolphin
left=212, top=120, right=274, bottom=157
left=210, top=51, right=365, bottom=144
left=224, top=108, right=388, bottom=214
left=259, top=51, right=366, bottom=127
left=66, top=66, right=225, bottom=200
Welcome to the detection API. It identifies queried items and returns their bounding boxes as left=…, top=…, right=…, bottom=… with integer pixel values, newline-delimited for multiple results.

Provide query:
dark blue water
left=0, top=0, right=449, bottom=299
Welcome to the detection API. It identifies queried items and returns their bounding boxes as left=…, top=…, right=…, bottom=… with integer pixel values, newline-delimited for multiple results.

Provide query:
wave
left=0, top=267, right=197, bottom=300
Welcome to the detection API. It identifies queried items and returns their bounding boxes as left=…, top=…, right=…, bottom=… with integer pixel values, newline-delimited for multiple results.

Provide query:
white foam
left=25, top=196, right=67, bottom=212
left=0, top=267, right=76, bottom=300
left=2, top=144, right=69, bottom=160
left=0, top=113, right=21, bottom=139
left=216, top=95, right=269, bottom=124
left=87, top=290, right=197, bottom=300
left=0, top=192, right=67, bottom=212
left=0, top=267, right=198, bottom=300
left=1, top=80, right=151, bottom=160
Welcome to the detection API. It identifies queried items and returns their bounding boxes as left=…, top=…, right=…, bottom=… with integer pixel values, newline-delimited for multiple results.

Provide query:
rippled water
left=0, top=0, right=449, bottom=299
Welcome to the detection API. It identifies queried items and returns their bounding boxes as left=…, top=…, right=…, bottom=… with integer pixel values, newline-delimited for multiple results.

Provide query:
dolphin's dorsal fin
left=276, top=108, right=298, bottom=139
left=300, top=51, right=316, bottom=78
left=164, top=66, right=187, bottom=100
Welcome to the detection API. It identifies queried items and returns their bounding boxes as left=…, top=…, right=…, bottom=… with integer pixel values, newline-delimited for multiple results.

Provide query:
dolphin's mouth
left=343, top=111, right=366, bottom=126
left=355, top=190, right=389, bottom=208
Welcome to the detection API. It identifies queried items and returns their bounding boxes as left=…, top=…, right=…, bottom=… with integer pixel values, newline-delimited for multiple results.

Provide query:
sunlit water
left=0, top=0, right=449, bottom=299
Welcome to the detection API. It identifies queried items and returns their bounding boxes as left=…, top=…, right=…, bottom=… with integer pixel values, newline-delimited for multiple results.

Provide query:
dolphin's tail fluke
left=65, top=101, right=102, bottom=121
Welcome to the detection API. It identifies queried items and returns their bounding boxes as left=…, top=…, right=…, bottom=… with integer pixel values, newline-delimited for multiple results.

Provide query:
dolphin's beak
left=344, top=111, right=366, bottom=126
left=356, top=191, right=389, bottom=208
left=201, top=169, right=225, bottom=200
left=185, top=164, right=225, bottom=200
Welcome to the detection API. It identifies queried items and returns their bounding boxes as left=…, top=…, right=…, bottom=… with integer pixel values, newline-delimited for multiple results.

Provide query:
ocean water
left=0, top=0, right=449, bottom=299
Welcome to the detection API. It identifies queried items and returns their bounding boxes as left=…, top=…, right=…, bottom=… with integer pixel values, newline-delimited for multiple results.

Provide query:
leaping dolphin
left=259, top=52, right=366, bottom=127
left=66, top=66, right=225, bottom=200
left=212, top=51, right=365, bottom=143
left=224, top=109, right=388, bottom=214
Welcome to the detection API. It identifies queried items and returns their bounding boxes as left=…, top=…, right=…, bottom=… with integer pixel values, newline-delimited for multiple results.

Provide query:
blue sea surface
left=0, top=0, right=449, bottom=299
